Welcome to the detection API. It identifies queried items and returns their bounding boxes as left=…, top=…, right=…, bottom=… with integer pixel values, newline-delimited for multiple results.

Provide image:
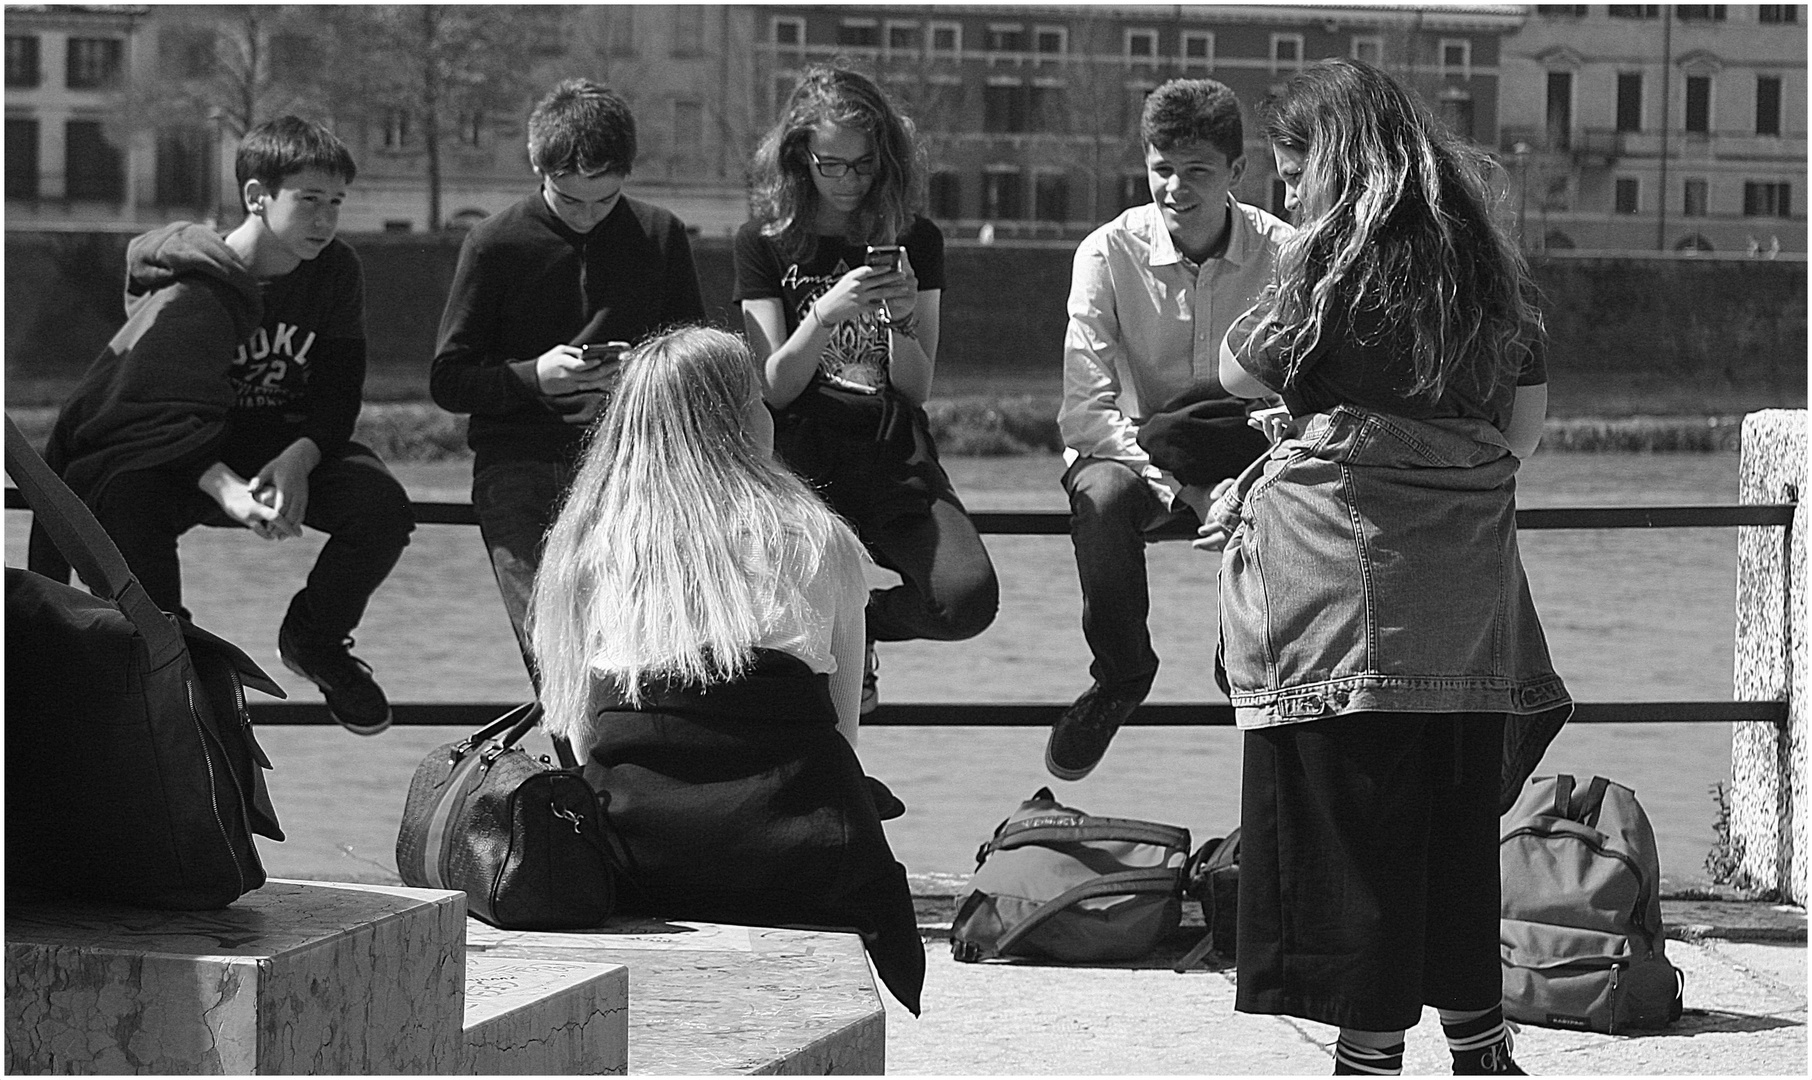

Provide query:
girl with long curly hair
left=1197, top=60, right=1572, bottom=1076
left=733, top=64, right=998, bottom=730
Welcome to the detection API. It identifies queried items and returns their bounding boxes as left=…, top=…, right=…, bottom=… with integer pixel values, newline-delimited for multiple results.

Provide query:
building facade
left=750, top=3, right=1523, bottom=241
left=5, top=4, right=155, bottom=227
left=1499, top=4, right=1806, bottom=254
left=5, top=5, right=1806, bottom=253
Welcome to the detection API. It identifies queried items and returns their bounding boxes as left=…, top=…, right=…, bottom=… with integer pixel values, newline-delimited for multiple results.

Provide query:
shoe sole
left=1043, top=731, right=1099, bottom=782
left=281, top=653, right=393, bottom=736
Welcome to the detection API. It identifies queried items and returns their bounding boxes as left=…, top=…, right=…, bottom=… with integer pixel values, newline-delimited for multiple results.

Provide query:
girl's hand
left=874, top=248, right=918, bottom=321
left=1248, top=404, right=1297, bottom=444
left=1191, top=479, right=1242, bottom=554
left=810, top=265, right=890, bottom=326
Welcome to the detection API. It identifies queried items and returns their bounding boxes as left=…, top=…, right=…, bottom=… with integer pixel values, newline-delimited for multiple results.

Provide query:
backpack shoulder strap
left=1550, top=774, right=1577, bottom=819
left=987, top=816, right=1189, bottom=856
left=991, top=867, right=1181, bottom=956
left=1572, top=775, right=1613, bottom=827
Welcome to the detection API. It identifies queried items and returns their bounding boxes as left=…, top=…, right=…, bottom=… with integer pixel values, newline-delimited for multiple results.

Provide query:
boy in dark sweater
left=28, top=116, right=413, bottom=735
left=431, top=78, right=705, bottom=675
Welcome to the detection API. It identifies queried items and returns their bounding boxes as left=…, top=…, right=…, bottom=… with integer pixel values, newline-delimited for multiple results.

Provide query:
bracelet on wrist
left=876, top=310, right=919, bottom=340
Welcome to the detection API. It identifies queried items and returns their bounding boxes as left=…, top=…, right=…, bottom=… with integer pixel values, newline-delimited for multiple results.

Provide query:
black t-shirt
left=733, top=217, right=945, bottom=394
left=1228, top=304, right=1546, bottom=431
left=229, top=239, right=364, bottom=414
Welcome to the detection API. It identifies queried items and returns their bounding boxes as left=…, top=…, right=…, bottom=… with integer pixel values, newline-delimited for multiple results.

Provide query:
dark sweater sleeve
left=430, top=229, right=543, bottom=416
left=297, top=336, right=365, bottom=454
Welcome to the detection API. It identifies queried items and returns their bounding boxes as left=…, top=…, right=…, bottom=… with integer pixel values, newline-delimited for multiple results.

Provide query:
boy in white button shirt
left=1048, top=78, right=1291, bottom=781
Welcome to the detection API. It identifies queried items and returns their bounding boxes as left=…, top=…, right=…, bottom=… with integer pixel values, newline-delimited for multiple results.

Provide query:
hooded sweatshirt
left=40, top=222, right=264, bottom=505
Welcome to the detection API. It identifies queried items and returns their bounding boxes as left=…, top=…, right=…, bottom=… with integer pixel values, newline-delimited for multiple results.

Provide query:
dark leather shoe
left=1045, top=683, right=1144, bottom=781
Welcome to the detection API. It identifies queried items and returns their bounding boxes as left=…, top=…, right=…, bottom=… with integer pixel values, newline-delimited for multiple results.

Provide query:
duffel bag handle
left=990, top=867, right=1183, bottom=956
left=4, top=414, right=180, bottom=659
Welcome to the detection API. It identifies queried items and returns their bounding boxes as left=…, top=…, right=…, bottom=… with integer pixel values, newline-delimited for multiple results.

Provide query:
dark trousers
left=861, top=480, right=999, bottom=644
left=87, top=441, right=413, bottom=639
left=1061, top=456, right=1198, bottom=696
left=1235, top=711, right=1506, bottom=1031
left=471, top=455, right=575, bottom=682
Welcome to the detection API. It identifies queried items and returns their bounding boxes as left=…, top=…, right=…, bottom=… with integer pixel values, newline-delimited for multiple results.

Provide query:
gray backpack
left=1500, top=774, right=1684, bottom=1033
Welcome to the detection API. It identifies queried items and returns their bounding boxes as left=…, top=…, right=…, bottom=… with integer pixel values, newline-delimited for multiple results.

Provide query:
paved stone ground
left=881, top=936, right=1807, bottom=1075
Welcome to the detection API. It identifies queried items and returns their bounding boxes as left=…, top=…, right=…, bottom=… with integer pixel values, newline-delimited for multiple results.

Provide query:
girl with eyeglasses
left=734, top=64, right=998, bottom=758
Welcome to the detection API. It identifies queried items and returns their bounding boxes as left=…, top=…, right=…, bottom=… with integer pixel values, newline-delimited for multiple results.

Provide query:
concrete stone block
left=462, top=955, right=628, bottom=1075
left=1735, top=409, right=1808, bottom=905
left=4, top=879, right=464, bottom=1074
left=469, top=917, right=885, bottom=1074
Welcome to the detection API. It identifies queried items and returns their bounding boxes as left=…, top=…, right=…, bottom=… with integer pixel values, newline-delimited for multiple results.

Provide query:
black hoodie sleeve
left=659, top=217, right=707, bottom=327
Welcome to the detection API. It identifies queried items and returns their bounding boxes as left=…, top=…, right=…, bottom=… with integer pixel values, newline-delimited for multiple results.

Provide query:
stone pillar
left=1733, top=409, right=1808, bottom=904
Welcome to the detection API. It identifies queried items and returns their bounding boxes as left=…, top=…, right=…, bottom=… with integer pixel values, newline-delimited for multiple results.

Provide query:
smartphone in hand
left=865, top=245, right=901, bottom=273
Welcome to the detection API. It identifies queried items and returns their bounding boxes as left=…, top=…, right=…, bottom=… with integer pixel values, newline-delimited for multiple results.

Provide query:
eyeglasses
left=809, top=152, right=878, bottom=179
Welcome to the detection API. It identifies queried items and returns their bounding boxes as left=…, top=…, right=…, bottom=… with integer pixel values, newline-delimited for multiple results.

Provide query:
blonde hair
left=528, top=326, right=867, bottom=741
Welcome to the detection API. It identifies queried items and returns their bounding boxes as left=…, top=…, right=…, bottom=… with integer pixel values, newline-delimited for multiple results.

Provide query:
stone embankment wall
left=6, top=231, right=1805, bottom=409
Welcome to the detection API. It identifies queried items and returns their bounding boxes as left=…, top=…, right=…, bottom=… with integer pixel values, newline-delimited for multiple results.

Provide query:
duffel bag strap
left=987, top=816, right=1190, bottom=856
left=991, top=867, right=1182, bottom=956
left=460, top=702, right=543, bottom=753
left=4, top=414, right=180, bottom=659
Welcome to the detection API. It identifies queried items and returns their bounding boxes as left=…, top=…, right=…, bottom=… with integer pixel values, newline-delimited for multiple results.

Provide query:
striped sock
left=1332, top=1034, right=1404, bottom=1075
left=1441, top=1006, right=1523, bottom=1075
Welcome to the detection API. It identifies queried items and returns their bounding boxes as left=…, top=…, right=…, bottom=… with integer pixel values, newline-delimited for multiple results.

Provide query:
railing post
left=1733, top=409, right=1808, bottom=904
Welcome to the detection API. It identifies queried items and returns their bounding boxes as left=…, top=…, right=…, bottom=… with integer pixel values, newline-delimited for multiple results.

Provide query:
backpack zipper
left=186, top=678, right=247, bottom=893
left=1504, top=825, right=1657, bottom=954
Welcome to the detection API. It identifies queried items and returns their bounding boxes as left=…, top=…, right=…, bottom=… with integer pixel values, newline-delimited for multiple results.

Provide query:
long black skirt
left=1235, top=711, right=1505, bottom=1031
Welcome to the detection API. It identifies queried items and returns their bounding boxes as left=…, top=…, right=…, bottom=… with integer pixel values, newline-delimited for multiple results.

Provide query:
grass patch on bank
left=2, top=397, right=1767, bottom=461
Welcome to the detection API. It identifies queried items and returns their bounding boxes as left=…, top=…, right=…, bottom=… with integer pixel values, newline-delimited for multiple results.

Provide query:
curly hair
left=747, top=63, right=924, bottom=263
left=1252, top=59, right=1544, bottom=404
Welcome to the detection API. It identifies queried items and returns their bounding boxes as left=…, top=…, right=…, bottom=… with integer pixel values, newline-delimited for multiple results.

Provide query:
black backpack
left=1173, top=829, right=1241, bottom=971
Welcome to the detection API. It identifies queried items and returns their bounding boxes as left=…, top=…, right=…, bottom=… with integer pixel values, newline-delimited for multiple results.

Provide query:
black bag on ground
left=1500, top=774, right=1685, bottom=1033
left=1173, top=828, right=1241, bottom=971
left=951, top=787, right=1190, bottom=963
left=5, top=413, right=285, bottom=910
left=396, top=703, right=619, bottom=930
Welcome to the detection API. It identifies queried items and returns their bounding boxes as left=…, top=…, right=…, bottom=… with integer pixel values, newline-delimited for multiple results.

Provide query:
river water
left=3, top=451, right=1749, bottom=890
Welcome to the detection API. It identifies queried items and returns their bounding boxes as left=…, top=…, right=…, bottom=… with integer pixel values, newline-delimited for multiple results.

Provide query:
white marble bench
left=468, top=917, right=887, bottom=1075
left=4, top=880, right=628, bottom=1075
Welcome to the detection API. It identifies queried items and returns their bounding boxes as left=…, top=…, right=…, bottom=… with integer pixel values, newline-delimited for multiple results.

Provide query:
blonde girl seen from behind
left=528, top=326, right=869, bottom=749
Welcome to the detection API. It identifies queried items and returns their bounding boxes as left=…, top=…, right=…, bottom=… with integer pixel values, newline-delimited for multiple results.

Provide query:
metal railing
left=6, top=489, right=1795, bottom=728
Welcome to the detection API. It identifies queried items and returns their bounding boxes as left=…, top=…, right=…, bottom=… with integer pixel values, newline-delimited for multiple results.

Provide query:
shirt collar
left=1144, top=197, right=1254, bottom=270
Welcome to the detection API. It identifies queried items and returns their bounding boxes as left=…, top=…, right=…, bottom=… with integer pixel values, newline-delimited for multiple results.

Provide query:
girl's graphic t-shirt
left=733, top=217, right=945, bottom=394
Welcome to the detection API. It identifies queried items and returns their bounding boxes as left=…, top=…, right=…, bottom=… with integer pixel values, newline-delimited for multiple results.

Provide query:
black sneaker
left=278, top=622, right=392, bottom=736
left=1045, top=682, right=1144, bottom=781
left=865, top=775, right=906, bottom=821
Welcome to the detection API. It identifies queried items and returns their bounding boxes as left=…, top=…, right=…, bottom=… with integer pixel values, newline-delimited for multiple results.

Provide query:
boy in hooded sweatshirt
left=27, top=115, right=413, bottom=736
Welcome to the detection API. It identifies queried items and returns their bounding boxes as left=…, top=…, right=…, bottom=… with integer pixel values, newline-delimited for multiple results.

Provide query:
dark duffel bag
left=396, top=703, right=618, bottom=930
left=5, top=413, right=284, bottom=910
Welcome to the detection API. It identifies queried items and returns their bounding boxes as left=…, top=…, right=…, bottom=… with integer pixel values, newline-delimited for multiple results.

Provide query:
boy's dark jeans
left=88, top=442, right=413, bottom=640
left=471, top=455, right=576, bottom=682
left=1061, top=455, right=1199, bottom=697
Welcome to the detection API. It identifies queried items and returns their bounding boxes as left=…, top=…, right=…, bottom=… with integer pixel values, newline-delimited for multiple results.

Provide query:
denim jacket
left=1217, top=406, right=1572, bottom=735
